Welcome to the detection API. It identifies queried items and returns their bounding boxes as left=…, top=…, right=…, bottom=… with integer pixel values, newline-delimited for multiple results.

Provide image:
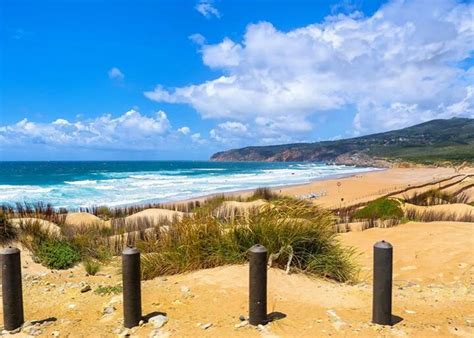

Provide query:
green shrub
left=94, top=284, right=123, bottom=296
left=354, top=198, right=403, bottom=220
left=63, top=224, right=113, bottom=263
left=83, top=259, right=101, bottom=275
left=36, top=239, right=81, bottom=269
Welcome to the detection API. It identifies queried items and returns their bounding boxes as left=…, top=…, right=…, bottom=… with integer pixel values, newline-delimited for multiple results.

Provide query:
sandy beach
left=170, top=166, right=473, bottom=210
left=277, top=167, right=472, bottom=208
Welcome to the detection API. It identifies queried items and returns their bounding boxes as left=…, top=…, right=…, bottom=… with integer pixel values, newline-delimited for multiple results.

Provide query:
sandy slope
left=340, top=221, right=474, bottom=285
left=403, top=203, right=473, bottom=219
left=124, top=209, right=187, bottom=225
left=1, top=221, right=473, bottom=337
left=65, top=212, right=110, bottom=228
left=9, top=218, right=62, bottom=236
left=214, top=200, right=267, bottom=220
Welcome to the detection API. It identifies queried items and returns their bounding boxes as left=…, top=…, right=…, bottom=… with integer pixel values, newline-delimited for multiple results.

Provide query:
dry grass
left=404, top=189, right=470, bottom=206
left=405, top=208, right=474, bottom=222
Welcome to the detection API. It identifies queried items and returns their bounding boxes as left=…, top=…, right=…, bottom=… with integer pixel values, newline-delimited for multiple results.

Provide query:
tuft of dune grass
left=140, top=198, right=359, bottom=283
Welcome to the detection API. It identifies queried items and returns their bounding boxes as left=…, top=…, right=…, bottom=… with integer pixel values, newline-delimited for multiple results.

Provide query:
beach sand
left=277, top=167, right=472, bottom=208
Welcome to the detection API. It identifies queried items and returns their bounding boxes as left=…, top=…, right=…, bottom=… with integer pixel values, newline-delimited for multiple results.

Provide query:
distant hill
left=210, top=118, right=474, bottom=166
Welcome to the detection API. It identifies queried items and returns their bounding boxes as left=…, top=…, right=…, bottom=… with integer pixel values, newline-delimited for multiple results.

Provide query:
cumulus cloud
left=195, top=0, right=220, bottom=19
left=146, top=0, right=474, bottom=140
left=0, top=109, right=172, bottom=150
left=210, top=121, right=250, bottom=144
left=108, top=67, right=124, bottom=80
left=178, top=126, right=191, bottom=135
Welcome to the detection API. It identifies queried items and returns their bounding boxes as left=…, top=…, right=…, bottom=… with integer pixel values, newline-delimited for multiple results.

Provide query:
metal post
left=249, top=244, right=267, bottom=326
left=372, top=240, right=393, bottom=325
left=1, top=246, right=24, bottom=331
left=122, top=247, right=141, bottom=328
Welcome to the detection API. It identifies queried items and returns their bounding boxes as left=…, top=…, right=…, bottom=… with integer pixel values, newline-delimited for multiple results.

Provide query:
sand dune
left=403, top=202, right=473, bottom=218
left=124, top=208, right=187, bottom=225
left=65, top=212, right=110, bottom=228
left=462, top=186, right=474, bottom=203
left=10, top=217, right=61, bottom=236
left=214, top=199, right=267, bottom=220
left=341, top=221, right=474, bottom=285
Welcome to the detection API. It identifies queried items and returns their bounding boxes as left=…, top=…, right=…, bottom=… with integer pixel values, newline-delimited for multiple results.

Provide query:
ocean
left=0, top=161, right=378, bottom=209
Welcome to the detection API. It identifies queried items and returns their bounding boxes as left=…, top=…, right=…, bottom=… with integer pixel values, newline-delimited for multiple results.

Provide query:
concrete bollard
left=1, top=246, right=24, bottom=331
left=249, top=244, right=267, bottom=326
left=122, top=247, right=142, bottom=328
left=372, top=240, right=393, bottom=325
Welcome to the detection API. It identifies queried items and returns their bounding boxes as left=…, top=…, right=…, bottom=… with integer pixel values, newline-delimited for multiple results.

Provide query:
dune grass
left=140, top=198, right=358, bottom=283
left=247, top=187, right=277, bottom=201
left=0, top=213, right=17, bottom=245
left=404, top=189, right=470, bottom=206
left=405, top=208, right=474, bottom=222
left=83, top=259, right=101, bottom=275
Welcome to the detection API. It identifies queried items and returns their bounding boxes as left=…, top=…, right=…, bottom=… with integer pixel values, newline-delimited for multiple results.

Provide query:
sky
left=0, top=0, right=473, bottom=161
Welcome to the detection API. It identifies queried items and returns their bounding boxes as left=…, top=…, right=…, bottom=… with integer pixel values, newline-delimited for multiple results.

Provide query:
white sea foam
left=0, top=164, right=379, bottom=209
left=64, top=180, right=98, bottom=185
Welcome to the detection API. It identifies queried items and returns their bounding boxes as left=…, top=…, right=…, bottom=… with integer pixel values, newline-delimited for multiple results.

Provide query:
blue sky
left=1, top=0, right=473, bottom=160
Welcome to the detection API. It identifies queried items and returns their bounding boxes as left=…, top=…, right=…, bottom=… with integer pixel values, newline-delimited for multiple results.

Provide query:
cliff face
left=210, top=118, right=474, bottom=165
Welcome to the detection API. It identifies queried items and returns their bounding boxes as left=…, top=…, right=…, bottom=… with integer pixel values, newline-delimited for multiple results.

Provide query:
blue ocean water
left=0, top=161, right=378, bottom=209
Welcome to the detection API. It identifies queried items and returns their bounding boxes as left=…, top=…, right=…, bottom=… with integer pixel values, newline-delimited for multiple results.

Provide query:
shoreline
left=2, top=166, right=472, bottom=211
left=1, top=164, right=381, bottom=210
left=139, top=166, right=473, bottom=210
left=160, top=167, right=385, bottom=207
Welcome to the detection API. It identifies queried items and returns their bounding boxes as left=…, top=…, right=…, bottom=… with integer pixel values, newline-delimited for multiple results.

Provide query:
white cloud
left=189, top=33, right=206, bottom=45
left=108, top=67, right=124, bottom=80
left=178, top=126, right=191, bottom=135
left=195, top=0, right=220, bottom=19
left=209, top=121, right=250, bottom=144
left=146, top=0, right=474, bottom=140
left=191, top=132, right=205, bottom=144
left=0, top=109, right=172, bottom=150
left=217, top=121, right=248, bottom=134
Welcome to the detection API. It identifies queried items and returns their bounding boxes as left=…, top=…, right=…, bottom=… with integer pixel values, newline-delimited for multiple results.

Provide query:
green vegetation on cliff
left=211, top=118, right=474, bottom=165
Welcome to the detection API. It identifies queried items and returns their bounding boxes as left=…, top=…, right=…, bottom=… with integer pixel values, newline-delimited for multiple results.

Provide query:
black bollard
left=1, top=246, right=24, bottom=331
left=122, top=247, right=142, bottom=328
left=372, top=240, right=393, bottom=325
left=249, top=244, right=267, bottom=326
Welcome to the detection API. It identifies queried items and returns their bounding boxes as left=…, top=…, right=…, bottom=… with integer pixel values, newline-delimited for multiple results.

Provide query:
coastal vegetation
left=0, top=191, right=359, bottom=283
left=404, top=189, right=470, bottom=206
left=1, top=176, right=472, bottom=283
left=353, top=198, right=403, bottom=220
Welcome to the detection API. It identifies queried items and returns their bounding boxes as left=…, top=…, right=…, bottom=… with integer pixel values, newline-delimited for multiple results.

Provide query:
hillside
left=211, top=118, right=474, bottom=165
